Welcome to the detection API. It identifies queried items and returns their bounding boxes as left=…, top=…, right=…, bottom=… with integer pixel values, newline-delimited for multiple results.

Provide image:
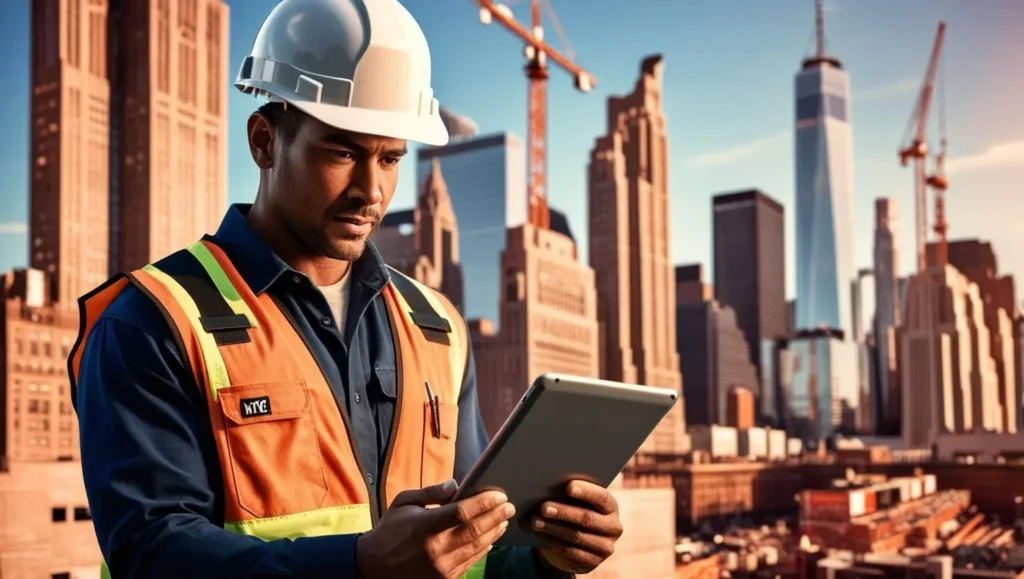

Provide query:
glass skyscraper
left=791, top=10, right=858, bottom=438
left=416, top=133, right=526, bottom=325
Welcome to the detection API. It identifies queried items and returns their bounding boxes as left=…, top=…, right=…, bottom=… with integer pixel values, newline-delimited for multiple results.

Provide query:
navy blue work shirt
left=75, top=204, right=565, bottom=578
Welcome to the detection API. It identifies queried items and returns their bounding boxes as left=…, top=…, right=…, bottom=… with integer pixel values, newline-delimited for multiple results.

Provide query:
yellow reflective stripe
left=395, top=271, right=468, bottom=400
left=142, top=264, right=232, bottom=400
left=100, top=562, right=111, bottom=579
left=186, top=241, right=258, bottom=328
left=461, top=555, right=488, bottom=579
left=224, top=503, right=372, bottom=539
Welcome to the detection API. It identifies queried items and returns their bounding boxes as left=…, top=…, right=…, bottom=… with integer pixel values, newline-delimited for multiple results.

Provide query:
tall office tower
left=469, top=225, right=599, bottom=438
left=30, top=0, right=112, bottom=306
left=712, top=189, right=787, bottom=418
left=850, top=268, right=877, bottom=433
left=417, top=133, right=526, bottom=324
left=901, top=265, right=1002, bottom=448
left=587, top=55, right=686, bottom=454
left=109, top=0, right=229, bottom=272
left=408, top=159, right=464, bottom=310
left=675, top=264, right=759, bottom=426
left=792, top=1, right=858, bottom=433
left=943, top=239, right=1018, bottom=433
left=873, top=198, right=901, bottom=434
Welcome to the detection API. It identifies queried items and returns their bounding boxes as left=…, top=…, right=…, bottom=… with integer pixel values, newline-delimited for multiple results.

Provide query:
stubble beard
left=275, top=160, right=377, bottom=262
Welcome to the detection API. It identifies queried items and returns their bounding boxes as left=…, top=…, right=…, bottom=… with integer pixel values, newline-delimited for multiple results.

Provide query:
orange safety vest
left=69, top=238, right=486, bottom=578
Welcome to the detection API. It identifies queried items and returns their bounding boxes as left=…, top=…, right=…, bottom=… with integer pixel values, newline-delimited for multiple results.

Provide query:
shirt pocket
left=421, top=401, right=459, bottom=487
left=217, top=381, right=328, bottom=519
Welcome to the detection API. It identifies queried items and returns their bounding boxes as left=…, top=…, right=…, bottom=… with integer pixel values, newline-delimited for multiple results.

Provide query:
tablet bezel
left=452, top=372, right=678, bottom=547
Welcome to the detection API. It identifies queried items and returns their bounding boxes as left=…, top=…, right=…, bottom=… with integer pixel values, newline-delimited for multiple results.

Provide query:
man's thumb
left=392, top=479, right=458, bottom=507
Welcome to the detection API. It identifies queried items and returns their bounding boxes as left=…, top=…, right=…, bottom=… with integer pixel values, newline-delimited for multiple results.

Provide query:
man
left=70, top=0, right=623, bottom=577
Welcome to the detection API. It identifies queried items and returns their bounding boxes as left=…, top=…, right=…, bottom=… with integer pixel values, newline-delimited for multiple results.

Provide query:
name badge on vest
left=240, top=395, right=272, bottom=418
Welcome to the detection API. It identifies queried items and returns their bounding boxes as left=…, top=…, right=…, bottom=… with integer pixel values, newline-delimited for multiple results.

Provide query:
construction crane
left=898, top=21, right=947, bottom=273
left=474, top=0, right=595, bottom=230
left=926, top=49, right=949, bottom=266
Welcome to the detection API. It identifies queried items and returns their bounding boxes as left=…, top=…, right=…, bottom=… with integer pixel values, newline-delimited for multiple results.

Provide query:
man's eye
left=331, top=150, right=354, bottom=160
left=381, top=156, right=399, bottom=166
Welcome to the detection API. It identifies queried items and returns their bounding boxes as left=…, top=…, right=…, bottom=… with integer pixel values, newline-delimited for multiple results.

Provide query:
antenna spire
left=815, top=0, right=826, bottom=57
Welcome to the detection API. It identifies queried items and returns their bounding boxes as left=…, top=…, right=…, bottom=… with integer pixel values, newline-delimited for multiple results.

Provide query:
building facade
left=676, top=265, right=759, bottom=427
left=711, top=189, right=786, bottom=420
left=873, top=198, right=901, bottom=434
left=416, top=133, right=527, bottom=325
left=470, top=224, right=600, bottom=438
left=110, top=0, right=229, bottom=272
left=851, top=268, right=877, bottom=433
left=587, top=55, right=686, bottom=454
left=792, top=6, right=858, bottom=429
left=30, top=0, right=112, bottom=306
left=408, top=159, right=464, bottom=310
left=944, top=239, right=1019, bottom=434
left=901, top=264, right=1003, bottom=448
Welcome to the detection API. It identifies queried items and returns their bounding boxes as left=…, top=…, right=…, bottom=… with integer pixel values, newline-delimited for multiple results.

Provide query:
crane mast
left=898, top=21, right=946, bottom=273
left=474, top=0, right=595, bottom=230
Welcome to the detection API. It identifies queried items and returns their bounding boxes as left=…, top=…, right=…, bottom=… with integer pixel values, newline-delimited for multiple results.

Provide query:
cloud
left=0, top=222, right=27, bottom=234
left=946, top=139, right=1024, bottom=174
left=856, top=77, right=919, bottom=101
left=686, top=131, right=789, bottom=168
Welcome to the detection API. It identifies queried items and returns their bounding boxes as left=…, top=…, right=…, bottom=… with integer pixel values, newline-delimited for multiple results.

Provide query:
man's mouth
left=331, top=214, right=375, bottom=236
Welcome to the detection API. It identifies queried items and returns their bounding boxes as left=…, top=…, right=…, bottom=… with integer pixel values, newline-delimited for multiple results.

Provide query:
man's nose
left=348, top=161, right=384, bottom=206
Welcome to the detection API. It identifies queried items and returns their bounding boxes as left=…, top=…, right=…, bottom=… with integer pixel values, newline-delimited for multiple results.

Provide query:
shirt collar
left=209, top=203, right=391, bottom=295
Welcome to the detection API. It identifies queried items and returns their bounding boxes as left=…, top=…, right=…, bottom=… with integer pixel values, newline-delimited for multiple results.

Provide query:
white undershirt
left=317, top=268, right=353, bottom=334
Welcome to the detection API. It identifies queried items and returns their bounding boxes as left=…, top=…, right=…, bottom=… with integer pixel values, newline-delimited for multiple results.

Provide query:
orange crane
left=474, top=0, right=595, bottom=230
left=898, top=21, right=947, bottom=273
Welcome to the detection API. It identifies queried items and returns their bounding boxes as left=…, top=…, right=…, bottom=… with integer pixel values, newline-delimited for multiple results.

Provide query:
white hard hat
left=235, top=0, right=449, bottom=146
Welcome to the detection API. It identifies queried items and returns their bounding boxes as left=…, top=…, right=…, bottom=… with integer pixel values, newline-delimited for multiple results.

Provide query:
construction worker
left=69, top=0, right=623, bottom=577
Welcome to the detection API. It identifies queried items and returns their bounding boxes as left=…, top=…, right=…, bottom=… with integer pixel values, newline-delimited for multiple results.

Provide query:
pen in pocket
left=424, top=381, right=441, bottom=438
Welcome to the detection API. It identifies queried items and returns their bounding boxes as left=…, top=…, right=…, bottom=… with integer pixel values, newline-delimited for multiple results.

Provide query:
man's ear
left=248, top=112, right=276, bottom=170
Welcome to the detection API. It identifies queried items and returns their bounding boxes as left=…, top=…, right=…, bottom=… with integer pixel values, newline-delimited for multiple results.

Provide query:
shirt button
left=321, top=316, right=332, bottom=326
left=292, top=275, right=301, bottom=284
left=366, top=473, right=374, bottom=485
left=355, top=392, right=362, bottom=403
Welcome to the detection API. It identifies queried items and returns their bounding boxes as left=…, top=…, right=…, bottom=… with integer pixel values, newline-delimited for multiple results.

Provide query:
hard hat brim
left=244, top=80, right=450, bottom=148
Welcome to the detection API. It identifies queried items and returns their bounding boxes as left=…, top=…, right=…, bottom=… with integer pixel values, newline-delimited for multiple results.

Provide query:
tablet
left=453, top=372, right=679, bottom=548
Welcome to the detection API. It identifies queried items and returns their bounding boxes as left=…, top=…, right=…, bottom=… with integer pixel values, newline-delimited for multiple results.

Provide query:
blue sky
left=0, top=0, right=1022, bottom=299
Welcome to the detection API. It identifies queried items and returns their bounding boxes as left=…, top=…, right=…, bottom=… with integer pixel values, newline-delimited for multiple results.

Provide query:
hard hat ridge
left=235, top=0, right=449, bottom=146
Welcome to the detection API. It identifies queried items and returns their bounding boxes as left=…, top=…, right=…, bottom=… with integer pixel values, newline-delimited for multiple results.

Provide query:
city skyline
left=0, top=0, right=1022, bottom=300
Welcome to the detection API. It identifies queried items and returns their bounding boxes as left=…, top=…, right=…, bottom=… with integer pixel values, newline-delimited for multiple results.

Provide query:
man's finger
left=538, top=501, right=622, bottom=536
left=444, top=517, right=510, bottom=575
left=449, top=501, right=516, bottom=547
left=565, top=480, right=618, bottom=515
left=532, top=517, right=614, bottom=560
left=424, top=490, right=509, bottom=532
left=392, top=479, right=458, bottom=508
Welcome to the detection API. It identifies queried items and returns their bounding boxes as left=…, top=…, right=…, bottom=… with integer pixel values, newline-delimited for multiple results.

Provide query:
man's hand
left=355, top=479, right=516, bottom=579
left=531, top=480, right=623, bottom=574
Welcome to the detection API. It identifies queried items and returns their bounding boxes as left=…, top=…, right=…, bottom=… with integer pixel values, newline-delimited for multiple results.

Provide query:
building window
left=74, top=507, right=92, bottom=521
left=52, top=573, right=71, bottom=579
left=52, top=507, right=67, bottom=522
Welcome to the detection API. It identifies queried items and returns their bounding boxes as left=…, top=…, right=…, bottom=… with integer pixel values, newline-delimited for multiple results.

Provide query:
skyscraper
left=30, top=0, right=112, bottom=306
left=712, top=189, right=787, bottom=418
left=901, top=265, right=1003, bottom=447
left=873, top=198, right=901, bottom=433
left=791, top=0, right=858, bottom=434
left=470, top=224, right=600, bottom=438
left=794, top=0, right=855, bottom=334
left=110, top=0, right=230, bottom=272
left=850, top=268, right=876, bottom=432
left=372, top=161, right=467, bottom=309
left=675, top=265, right=759, bottom=427
left=417, top=133, right=527, bottom=325
left=587, top=55, right=687, bottom=454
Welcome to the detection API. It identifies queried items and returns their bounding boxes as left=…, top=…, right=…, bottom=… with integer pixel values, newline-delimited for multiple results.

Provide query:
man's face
left=263, top=113, right=407, bottom=261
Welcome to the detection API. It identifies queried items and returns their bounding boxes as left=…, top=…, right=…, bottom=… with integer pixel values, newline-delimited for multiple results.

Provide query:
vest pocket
left=217, top=381, right=328, bottom=519
left=421, top=401, right=459, bottom=487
